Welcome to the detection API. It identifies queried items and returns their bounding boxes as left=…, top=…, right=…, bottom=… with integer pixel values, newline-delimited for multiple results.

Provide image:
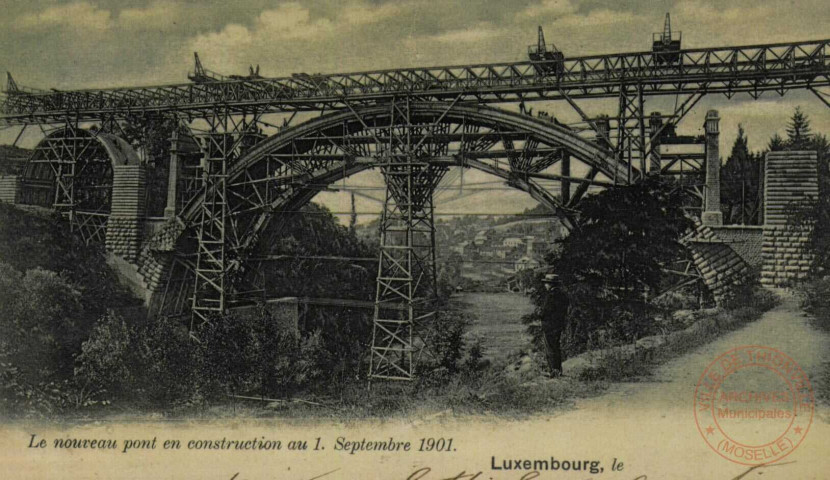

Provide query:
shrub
left=578, top=286, right=777, bottom=382
left=423, top=310, right=472, bottom=375
left=802, top=277, right=830, bottom=332
left=131, top=316, right=203, bottom=407
left=75, top=311, right=132, bottom=398
left=258, top=330, right=328, bottom=398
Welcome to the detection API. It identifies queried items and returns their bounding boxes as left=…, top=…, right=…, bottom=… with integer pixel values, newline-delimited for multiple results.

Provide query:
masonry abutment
left=760, top=151, right=818, bottom=287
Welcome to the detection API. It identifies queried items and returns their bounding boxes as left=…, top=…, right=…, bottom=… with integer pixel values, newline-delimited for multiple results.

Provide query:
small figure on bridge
left=540, top=274, right=569, bottom=376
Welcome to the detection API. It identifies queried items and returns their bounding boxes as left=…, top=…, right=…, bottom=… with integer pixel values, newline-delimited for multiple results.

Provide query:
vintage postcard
left=1, top=1, right=829, bottom=478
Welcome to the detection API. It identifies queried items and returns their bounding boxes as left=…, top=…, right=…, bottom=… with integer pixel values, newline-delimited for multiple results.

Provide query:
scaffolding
left=189, top=108, right=264, bottom=335
left=369, top=100, right=449, bottom=381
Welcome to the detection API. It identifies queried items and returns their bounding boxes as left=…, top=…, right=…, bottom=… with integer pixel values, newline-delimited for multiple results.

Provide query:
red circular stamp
left=693, top=345, right=814, bottom=465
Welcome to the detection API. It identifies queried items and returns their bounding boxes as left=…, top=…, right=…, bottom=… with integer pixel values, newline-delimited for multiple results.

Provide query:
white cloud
left=17, top=2, right=112, bottom=31
left=555, top=9, right=641, bottom=28
left=190, top=0, right=404, bottom=53
left=253, top=3, right=334, bottom=40
left=16, top=1, right=186, bottom=33
left=518, top=0, right=578, bottom=20
left=184, top=1, right=421, bottom=74
left=118, top=1, right=184, bottom=31
left=341, top=2, right=408, bottom=26
left=411, top=24, right=505, bottom=44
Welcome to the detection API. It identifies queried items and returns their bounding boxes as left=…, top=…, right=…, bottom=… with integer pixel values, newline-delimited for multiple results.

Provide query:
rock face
left=761, top=151, right=818, bottom=287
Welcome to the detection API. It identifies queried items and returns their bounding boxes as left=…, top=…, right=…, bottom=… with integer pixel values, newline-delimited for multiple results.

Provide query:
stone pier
left=105, top=164, right=147, bottom=262
left=702, top=110, right=722, bottom=226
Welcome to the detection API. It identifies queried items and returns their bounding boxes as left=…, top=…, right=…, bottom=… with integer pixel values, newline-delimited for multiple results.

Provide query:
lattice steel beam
left=2, top=39, right=828, bottom=124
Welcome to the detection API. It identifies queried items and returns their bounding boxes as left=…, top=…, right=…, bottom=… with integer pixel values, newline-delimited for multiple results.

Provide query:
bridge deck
left=2, top=39, right=828, bottom=124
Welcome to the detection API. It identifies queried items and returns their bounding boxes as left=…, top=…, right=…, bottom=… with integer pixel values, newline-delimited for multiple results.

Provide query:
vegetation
left=578, top=286, right=777, bottom=382
left=801, top=278, right=830, bottom=406
left=785, top=108, right=830, bottom=407
left=0, top=204, right=142, bottom=416
left=0, top=201, right=487, bottom=418
left=5, top=106, right=824, bottom=419
left=720, top=125, right=764, bottom=224
left=523, top=177, right=694, bottom=375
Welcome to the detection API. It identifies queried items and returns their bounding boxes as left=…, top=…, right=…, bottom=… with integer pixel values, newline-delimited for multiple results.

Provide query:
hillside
left=0, top=203, right=144, bottom=318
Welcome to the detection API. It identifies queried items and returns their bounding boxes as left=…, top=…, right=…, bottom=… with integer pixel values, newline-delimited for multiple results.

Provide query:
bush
left=130, top=316, right=203, bottom=407
left=0, top=205, right=143, bottom=416
left=75, top=311, right=132, bottom=398
left=802, top=277, right=830, bottom=332
left=0, top=262, right=93, bottom=416
left=261, top=331, right=328, bottom=397
left=114, top=311, right=331, bottom=406
left=419, top=310, right=473, bottom=378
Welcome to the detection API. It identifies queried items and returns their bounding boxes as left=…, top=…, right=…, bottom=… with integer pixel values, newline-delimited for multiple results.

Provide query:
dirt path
left=574, top=290, right=829, bottom=412
left=544, top=290, right=830, bottom=479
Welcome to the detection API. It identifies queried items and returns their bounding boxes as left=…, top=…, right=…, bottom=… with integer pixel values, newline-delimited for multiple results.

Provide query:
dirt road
left=548, top=290, right=830, bottom=479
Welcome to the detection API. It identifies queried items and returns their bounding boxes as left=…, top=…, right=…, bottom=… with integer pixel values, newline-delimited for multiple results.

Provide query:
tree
left=795, top=133, right=830, bottom=274
left=768, top=133, right=785, bottom=152
left=786, top=107, right=812, bottom=149
left=524, top=178, right=693, bottom=373
left=720, top=125, right=763, bottom=224
left=253, top=203, right=378, bottom=382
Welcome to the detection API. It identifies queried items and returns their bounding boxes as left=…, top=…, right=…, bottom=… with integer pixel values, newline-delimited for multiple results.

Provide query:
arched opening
left=18, top=127, right=139, bottom=243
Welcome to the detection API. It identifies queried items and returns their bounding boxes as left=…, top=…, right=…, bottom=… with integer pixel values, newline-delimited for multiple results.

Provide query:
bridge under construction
left=1, top=14, right=828, bottom=382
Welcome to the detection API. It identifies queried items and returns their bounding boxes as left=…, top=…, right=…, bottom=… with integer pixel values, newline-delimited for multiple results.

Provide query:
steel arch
left=162, top=102, right=631, bottom=322
left=180, top=102, right=628, bottom=229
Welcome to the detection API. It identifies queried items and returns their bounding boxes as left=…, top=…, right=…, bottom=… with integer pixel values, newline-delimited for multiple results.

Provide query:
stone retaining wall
left=229, top=298, right=300, bottom=336
left=684, top=226, right=753, bottom=303
left=708, top=225, right=764, bottom=270
left=136, top=217, right=186, bottom=294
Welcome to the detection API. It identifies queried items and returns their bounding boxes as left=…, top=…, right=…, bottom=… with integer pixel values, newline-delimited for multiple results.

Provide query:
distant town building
left=451, top=241, right=470, bottom=256
left=502, top=237, right=524, bottom=248
left=515, top=256, right=541, bottom=272
left=524, top=236, right=536, bottom=256
left=474, top=230, right=488, bottom=246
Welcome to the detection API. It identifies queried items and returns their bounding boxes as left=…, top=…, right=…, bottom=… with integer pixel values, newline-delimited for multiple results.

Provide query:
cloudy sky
left=1, top=0, right=828, bottom=219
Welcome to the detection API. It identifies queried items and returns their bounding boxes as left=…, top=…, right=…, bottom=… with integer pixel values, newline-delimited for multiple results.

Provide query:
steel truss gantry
left=188, top=107, right=265, bottom=334
left=369, top=99, right=449, bottom=381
